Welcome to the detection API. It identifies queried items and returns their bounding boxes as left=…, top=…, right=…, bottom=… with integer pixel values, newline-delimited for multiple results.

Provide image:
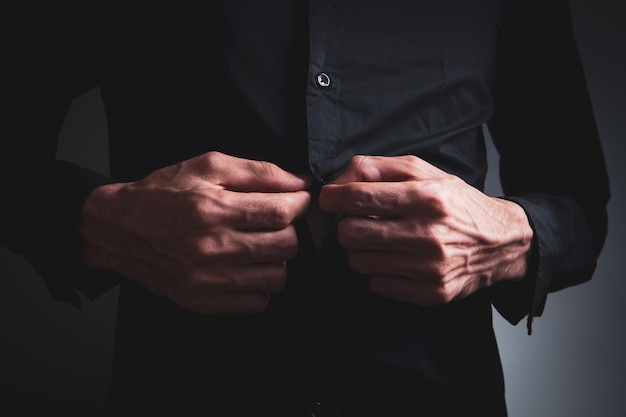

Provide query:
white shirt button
left=316, top=72, right=331, bottom=87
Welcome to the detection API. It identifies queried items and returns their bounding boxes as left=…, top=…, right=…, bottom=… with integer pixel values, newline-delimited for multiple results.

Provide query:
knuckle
left=349, top=154, right=368, bottom=167
left=204, top=150, right=224, bottom=166
left=189, top=237, right=217, bottom=261
left=356, top=189, right=370, bottom=210
left=419, top=177, right=452, bottom=207
left=405, top=180, right=422, bottom=198
left=248, top=160, right=282, bottom=185
left=348, top=154, right=377, bottom=180
left=268, top=201, right=292, bottom=228
left=257, top=160, right=278, bottom=177
left=425, top=184, right=448, bottom=212
left=196, top=151, right=221, bottom=174
left=347, top=154, right=370, bottom=174
left=422, top=224, right=446, bottom=255
left=187, top=198, right=209, bottom=225
left=179, top=192, right=218, bottom=226
left=402, top=154, right=420, bottom=166
left=434, top=281, right=456, bottom=304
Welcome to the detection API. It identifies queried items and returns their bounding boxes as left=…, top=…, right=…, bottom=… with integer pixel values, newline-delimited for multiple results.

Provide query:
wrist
left=492, top=198, right=534, bottom=283
left=79, top=182, right=126, bottom=270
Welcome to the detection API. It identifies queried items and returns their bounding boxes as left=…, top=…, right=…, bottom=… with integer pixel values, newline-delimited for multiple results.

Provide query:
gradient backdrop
left=1, top=1, right=624, bottom=416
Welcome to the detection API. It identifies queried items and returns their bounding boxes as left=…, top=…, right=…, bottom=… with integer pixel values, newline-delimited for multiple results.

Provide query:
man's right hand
left=79, top=151, right=311, bottom=314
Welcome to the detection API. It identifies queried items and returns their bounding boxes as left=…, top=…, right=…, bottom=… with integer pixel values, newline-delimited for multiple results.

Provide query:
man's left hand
left=318, top=155, right=533, bottom=306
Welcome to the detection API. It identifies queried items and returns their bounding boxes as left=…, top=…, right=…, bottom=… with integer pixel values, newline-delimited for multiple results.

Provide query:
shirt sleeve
left=487, top=0, right=610, bottom=333
left=2, top=7, right=120, bottom=307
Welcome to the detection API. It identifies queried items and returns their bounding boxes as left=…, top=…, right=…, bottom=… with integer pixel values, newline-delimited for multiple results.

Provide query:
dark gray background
left=1, top=2, right=624, bottom=416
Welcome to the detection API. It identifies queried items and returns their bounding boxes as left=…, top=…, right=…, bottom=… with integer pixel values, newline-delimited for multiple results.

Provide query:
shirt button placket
left=306, top=0, right=340, bottom=182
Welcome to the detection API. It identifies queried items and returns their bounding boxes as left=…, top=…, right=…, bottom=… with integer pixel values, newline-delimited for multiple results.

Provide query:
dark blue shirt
left=3, top=1, right=609, bottom=416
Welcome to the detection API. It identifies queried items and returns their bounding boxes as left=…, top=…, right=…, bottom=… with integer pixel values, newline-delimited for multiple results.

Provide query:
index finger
left=319, top=181, right=430, bottom=218
left=331, top=154, right=448, bottom=185
left=193, top=151, right=312, bottom=193
left=220, top=189, right=312, bottom=230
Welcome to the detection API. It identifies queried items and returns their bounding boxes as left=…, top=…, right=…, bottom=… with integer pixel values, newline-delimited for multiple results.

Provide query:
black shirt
left=3, top=1, right=609, bottom=416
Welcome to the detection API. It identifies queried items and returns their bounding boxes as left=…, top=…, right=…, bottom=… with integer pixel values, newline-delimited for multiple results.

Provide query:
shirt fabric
left=3, top=1, right=610, bottom=416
